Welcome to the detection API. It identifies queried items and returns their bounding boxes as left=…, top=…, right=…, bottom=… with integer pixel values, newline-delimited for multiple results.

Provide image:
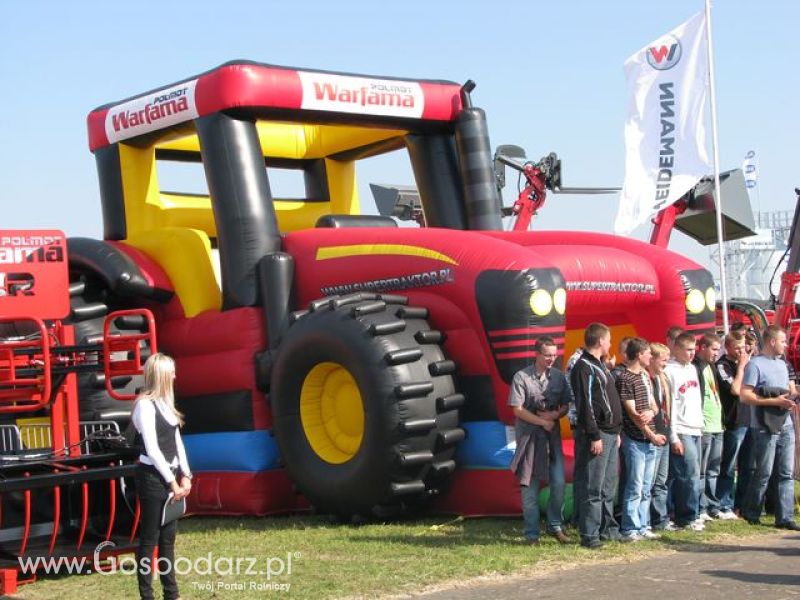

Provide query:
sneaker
left=688, top=520, right=706, bottom=531
left=776, top=521, right=800, bottom=531
left=717, top=510, right=738, bottom=521
left=697, top=512, right=714, bottom=522
left=620, top=532, right=642, bottom=542
left=662, top=522, right=679, bottom=532
left=640, top=529, right=661, bottom=540
left=581, top=539, right=604, bottom=549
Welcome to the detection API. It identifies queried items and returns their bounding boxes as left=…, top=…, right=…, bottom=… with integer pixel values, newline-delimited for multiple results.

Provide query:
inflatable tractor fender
left=270, top=292, right=464, bottom=519
left=67, top=238, right=172, bottom=422
left=67, top=238, right=173, bottom=302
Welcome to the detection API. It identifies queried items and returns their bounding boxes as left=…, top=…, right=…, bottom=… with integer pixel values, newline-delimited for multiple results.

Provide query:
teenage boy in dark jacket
left=715, top=331, right=750, bottom=518
left=570, top=322, right=623, bottom=548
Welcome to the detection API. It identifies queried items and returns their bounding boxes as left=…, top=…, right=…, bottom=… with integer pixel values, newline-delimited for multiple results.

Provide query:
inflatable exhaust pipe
left=255, top=252, right=295, bottom=390
left=455, top=81, right=503, bottom=231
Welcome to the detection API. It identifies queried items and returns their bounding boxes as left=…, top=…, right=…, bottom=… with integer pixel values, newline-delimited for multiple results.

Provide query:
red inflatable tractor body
left=1, top=62, right=717, bottom=558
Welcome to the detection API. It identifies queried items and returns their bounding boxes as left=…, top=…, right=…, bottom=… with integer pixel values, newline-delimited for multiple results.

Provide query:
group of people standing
left=509, top=323, right=800, bottom=548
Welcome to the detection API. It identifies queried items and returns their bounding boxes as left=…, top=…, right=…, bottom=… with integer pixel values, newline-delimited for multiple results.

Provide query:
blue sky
left=1, top=0, right=797, bottom=269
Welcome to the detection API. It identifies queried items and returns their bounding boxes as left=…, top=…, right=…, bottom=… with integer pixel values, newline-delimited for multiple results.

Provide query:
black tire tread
left=415, top=330, right=445, bottom=344
left=385, top=348, right=424, bottom=366
left=272, top=293, right=461, bottom=518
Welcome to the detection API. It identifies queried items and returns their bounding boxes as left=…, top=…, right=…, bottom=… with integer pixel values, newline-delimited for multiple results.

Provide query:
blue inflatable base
left=455, top=421, right=514, bottom=469
left=183, top=430, right=280, bottom=473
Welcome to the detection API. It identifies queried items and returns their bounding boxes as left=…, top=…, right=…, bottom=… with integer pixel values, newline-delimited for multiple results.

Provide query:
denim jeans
left=743, top=421, right=797, bottom=525
left=575, top=430, right=620, bottom=544
left=717, top=426, right=752, bottom=512
left=620, top=434, right=657, bottom=535
left=614, top=445, right=627, bottom=524
left=136, top=464, right=180, bottom=600
left=520, top=432, right=566, bottom=540
left=669, top=433, right=701, bottom=527
left=650, top=443, right=670, bottom=529
left=571, top=429, right=583, bottom=528
left=700, top=432, right=724, bottom=516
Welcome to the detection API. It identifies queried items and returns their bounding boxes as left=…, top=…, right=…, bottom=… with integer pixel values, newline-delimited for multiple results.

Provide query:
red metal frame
left=19, top=474, right=30, bottom=558
left=775, top=272, right=800, bottom=330
left=104, top=463, right=117, bottom=542
left=0, top=318, right=51, bottom=411
left=130, top=496, right=141, bottom=543
left=77, top=476, right=89, bottom=552
left=510, top=163, right=548, bottom=231
left=649, top=200, right=688, bottom=248
left=0, top=309, right=156, bottom=585
left=102, top=309, right=157, bottom=401
left=48, top=477, right=61, bottom=556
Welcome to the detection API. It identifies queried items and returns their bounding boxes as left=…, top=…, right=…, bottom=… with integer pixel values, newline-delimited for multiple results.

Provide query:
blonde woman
left=132, top=353, right=192, bottom=600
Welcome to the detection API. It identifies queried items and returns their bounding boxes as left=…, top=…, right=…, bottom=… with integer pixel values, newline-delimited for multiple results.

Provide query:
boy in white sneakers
left=664, top=332, right=706, bottom=531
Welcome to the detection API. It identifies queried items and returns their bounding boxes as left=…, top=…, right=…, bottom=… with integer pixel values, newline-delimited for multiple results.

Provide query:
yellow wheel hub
left=300, top=362, right=365, bottom=464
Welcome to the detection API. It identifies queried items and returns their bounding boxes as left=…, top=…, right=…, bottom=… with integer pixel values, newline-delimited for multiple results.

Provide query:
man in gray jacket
left=509, top=336, right=573, bottom=545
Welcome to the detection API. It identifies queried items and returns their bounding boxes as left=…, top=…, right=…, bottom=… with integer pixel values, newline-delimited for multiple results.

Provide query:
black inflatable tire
left=271, top=293, right=463, bottom=518
left=68, top=271, right=141, bottom=421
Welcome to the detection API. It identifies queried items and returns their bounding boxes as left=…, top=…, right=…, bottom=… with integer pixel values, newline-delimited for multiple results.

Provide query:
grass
left=11, top=510, right=789, bottom=600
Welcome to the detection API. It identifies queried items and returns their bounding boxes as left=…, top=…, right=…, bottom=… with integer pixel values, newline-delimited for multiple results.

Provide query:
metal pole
left=705, top=0, right=729, bottom=333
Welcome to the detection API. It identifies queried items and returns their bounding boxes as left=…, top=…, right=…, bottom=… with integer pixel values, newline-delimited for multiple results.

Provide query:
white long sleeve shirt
left=131, top=398, right=191, bottom=485
left=664, top=359, right=704, bottom=443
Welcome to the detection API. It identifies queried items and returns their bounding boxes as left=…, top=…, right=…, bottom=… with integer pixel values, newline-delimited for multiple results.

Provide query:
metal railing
left=79, top=421, right=121, bottom=454
left=8, top=421, right=122, bottom=454
left=18, top=423, right=52, bottom=450
left=0, top=424, right=22, bottom=454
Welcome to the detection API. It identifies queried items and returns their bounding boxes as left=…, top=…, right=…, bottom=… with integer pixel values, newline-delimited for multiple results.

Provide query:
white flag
left=742, top=150, right=757, bottom=189
left=615, top=12, right=712, bottom=235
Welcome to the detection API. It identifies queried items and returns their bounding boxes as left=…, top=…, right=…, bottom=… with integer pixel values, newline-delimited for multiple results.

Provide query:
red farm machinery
left=0, top=230, right=157, bottom=591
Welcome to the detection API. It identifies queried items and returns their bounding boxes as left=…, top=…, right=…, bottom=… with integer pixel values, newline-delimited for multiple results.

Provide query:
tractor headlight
left=529, top=289, right=553, bottom=316
left=685, top=289, right=706, bottom=314
left=553, top=288, right=567, bottom=315
left=705, top=287, right=716, bottom=312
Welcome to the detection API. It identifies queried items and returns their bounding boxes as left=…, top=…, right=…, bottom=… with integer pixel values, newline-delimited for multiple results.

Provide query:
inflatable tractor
left=67, top=61, right=716, bottom=519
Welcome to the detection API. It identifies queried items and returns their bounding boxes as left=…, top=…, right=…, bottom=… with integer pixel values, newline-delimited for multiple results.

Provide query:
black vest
left=135, top=402, right=178, bottom=463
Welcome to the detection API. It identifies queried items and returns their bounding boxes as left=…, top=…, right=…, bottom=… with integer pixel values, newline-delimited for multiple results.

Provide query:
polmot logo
left=646, top=35, right=682, bottom=70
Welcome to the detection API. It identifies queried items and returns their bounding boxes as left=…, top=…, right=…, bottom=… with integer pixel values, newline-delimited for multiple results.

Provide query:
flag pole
left=705, top=0, right=729, bottom=333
